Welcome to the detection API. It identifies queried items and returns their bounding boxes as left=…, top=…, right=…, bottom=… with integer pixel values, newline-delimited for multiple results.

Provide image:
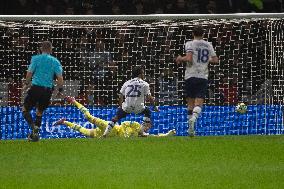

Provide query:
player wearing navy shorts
left=22, top=41, right=64, bottom=142
left=176, top=25, right=219, bottom=137
left=102, top=66, right=159, bottom=137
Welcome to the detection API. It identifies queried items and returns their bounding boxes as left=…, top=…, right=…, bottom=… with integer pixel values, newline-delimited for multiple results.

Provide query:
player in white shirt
left=176, top=25, right=219, bottom=137
left=102, top=66, right=158, bottom=137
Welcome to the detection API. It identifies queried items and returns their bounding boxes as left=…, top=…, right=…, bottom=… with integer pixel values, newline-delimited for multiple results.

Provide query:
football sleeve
left=28, top=56, right=37, bottom=73
left=120, top=82, right=127, bottom=96
left=144, top=82, right=151, bottom=96
left=185, top=41, right=193, bottom=53
left=209, top=42, right=217, bottom=57
left=54, top=59, right=63, bottom=76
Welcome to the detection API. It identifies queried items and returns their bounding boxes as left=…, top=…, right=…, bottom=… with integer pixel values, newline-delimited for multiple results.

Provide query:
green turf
left=0, top=135, right=283, bottom=189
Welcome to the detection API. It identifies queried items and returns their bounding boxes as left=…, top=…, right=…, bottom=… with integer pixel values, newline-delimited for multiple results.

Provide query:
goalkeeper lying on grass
left=53, top=96, right=175, bottom=138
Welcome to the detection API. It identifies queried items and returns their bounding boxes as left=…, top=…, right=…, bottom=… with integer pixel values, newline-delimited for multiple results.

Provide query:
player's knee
left=193, top=106, right=202, bottom=114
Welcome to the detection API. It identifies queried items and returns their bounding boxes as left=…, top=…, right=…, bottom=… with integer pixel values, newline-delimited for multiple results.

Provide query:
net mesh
left=0, top=16, right=283, bottom=138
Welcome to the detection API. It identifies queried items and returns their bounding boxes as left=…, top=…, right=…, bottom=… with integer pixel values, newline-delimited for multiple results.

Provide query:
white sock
left=192, top=106, right=202, bottom=122
left=141, top=117, right=151, bottom=133
left=103, top=121, right=115, bottom=136
left=187, top=114, right=192, bottom=122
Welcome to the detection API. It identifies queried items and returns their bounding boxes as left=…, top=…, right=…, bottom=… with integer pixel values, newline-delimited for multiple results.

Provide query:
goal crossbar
left=1, top=13, right=284, bottom=21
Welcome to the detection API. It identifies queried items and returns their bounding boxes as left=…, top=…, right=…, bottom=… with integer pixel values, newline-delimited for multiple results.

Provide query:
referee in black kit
left=22, top=41, right=64, bottom=142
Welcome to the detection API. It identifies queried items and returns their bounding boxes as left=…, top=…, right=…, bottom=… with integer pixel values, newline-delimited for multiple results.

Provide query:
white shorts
left=122, top=103, right=145, bottom=114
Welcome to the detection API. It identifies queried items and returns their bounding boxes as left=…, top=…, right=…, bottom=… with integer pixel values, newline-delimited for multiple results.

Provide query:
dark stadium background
left=0, top=0, right=283, bottom=15
left=0, top=1, right=283, bottom=138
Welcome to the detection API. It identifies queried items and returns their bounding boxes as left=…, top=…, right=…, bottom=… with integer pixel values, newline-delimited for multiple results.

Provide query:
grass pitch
left=0, top=135, right=283, bottom=189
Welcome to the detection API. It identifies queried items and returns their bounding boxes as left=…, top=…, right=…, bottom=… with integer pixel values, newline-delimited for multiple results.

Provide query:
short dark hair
left=41, top=41, right=53, bottom=50
left=132, top=66, right=144, bottom=78
left=192, top=25, right=204, bottom=37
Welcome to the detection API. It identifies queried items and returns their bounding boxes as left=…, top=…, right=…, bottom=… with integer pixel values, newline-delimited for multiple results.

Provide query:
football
left=236, top=102, right=247, bottom=114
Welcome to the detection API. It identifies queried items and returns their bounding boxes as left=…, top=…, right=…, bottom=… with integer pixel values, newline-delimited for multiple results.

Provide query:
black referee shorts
left=24, top=85, right=53, bottom=112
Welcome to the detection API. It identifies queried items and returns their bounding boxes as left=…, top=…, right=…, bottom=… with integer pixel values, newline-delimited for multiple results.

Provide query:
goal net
left=0, top=14, right=283, bottom=139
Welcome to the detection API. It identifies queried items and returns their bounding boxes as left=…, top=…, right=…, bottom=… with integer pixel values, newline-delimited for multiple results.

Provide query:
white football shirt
left=120, top=77, right=151, bottom=114
left=184, top=39, right=216, bottom=80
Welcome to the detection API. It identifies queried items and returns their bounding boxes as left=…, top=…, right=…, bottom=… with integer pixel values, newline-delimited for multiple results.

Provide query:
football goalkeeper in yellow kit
left=53, top=96, right=176, bottom=138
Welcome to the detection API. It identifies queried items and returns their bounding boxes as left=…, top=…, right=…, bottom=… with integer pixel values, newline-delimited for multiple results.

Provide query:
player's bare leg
left=22, top=106, right=39, bottom=142
left=53, top=118, right=101, bottom=138
left=30, top=110, right=43, bottom=141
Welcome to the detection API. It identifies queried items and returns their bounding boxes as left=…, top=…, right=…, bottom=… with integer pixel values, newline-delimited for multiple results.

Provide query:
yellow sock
left=73, top=100, right=84, bottom=110
left=157, top=133, right=167, bottom=137
left=72, top=100, right=95, bottom=122
left=93, top=117, right=109, bottom=131
left=64, top=121, right=100, bottom=138
left=156, top=130, right=176, bottom=137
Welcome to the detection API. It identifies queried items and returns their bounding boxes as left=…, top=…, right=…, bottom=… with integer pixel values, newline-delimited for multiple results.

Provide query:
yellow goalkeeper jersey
left=94, top=117, right=141, bottom=138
